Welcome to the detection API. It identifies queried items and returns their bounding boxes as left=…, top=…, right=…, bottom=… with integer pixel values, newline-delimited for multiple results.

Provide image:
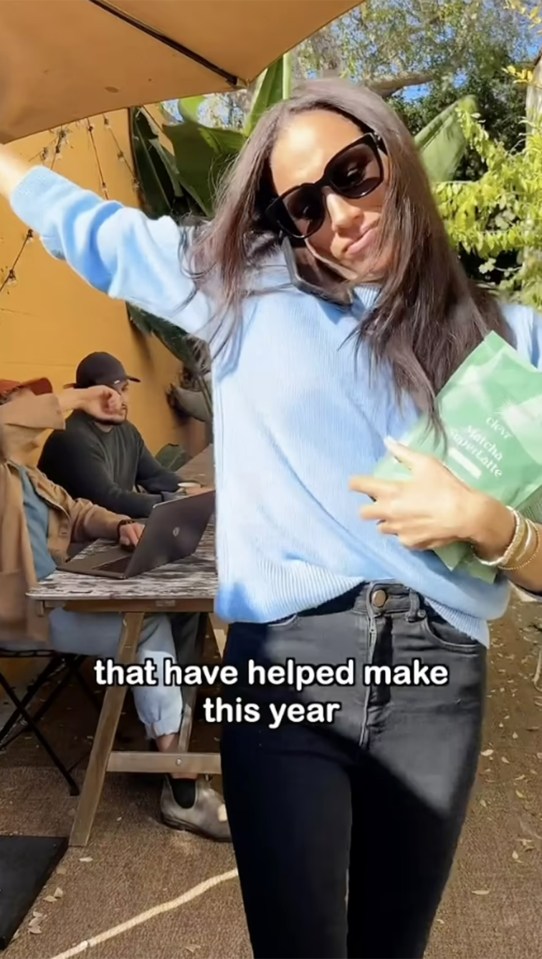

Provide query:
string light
left=102, top=113, right=135, bottom=177
left=1, top=111, right=139, bottom=300
left=86, top=119, right=108, bottom=198
left=1, top=128, right=69, bottom=297
left=54, top=127, right=70, bottom=156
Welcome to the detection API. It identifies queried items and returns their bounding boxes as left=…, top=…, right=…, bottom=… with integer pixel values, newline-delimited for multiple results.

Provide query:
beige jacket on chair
left=0, top=393, right=129, bottom=646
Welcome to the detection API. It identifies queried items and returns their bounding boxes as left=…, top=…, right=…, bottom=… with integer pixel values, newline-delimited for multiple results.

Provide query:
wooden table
left=180, top=444, right=213, bottom=486
left=27, top=446, right=225, bottom=847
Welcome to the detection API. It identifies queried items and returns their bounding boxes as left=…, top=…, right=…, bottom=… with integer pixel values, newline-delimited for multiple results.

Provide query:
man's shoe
left=160, top=776, right=231, bottom=842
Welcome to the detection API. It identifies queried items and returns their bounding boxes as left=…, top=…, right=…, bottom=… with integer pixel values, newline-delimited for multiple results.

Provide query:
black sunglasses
left=266, top=133, right=385, bottom=241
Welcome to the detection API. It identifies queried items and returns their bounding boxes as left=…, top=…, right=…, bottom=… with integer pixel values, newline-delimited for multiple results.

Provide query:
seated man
left=38, top=351, right=190, bottom=519
left=0, top=377, right=229, bottom=842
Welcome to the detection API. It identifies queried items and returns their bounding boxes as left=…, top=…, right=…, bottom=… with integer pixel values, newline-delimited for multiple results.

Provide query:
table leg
left=209, top=614, right=227, bottom=657
left=177, top=613, right=208, bottom=753
left=69, top=611, right=143, bottom=847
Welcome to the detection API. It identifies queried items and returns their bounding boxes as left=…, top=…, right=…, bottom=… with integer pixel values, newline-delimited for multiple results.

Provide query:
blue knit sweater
left=11, top=167, right=542, bottom=642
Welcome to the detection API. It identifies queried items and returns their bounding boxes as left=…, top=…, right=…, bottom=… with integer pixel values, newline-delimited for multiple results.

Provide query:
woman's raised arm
left=0, top=146, right=213, bottom=337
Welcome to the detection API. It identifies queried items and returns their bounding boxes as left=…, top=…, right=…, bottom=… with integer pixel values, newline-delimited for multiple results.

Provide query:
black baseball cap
left=69, top=353, right=141, bottom=389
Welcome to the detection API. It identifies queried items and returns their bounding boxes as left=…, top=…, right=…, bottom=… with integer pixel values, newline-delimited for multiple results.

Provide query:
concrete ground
left=0, top=596, right=541, bottom=959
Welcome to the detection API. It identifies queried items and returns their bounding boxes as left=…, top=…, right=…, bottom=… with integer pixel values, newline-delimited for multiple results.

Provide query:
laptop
left=59, top=490, right=215, bottom=580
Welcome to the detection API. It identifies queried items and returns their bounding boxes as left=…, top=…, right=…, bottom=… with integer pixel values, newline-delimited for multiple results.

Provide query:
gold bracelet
left=503, top=519, right=539, bottom=569
left=502, top=520, right=540, bottom=571
left=474, top=507, right=525, bottom=568
left=504, top=518, right=534, bottom=566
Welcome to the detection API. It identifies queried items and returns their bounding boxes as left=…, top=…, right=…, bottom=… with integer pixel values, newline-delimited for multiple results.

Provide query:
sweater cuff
left=41, top=393, right=65, bottom=430
left=0, top=393, right=65, bottom=432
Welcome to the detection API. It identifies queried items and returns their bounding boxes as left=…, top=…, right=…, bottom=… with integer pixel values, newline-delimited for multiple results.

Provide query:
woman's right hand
left=0, top=145, right=33, bottom=200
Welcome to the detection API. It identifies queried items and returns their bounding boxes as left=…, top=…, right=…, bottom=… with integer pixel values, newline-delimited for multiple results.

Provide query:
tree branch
left=367, top=70, right=437, bottom=96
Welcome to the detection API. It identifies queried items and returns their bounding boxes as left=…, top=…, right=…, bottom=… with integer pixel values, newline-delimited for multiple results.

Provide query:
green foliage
left=128, top=305, right=194, bottom=367
left=394, top=47, right=527, bottom=180
left=199, top=1, right=534, bottom=184
left=207, top=1, right=513, bottom=132
left=155, top=443, right=190, bottom=471
left=129, top=108, right=200, bottom=220
left=128, top=304, right=213, bottom=418
left=127, top=58, right=295, bottom=419
left=435, top=106, right=542, bottom=308
left=295, top=0, right=534, bottom=96
left=177, top=96, right=206, bottom=123
left=414, top=96, right=477, bottom=182
left=244, top=54, right=293, bottom=135
left=159, top=73, right=472, bottom=215
left=162, top=57, right=292, bottom=214
left=130, top=108, right=186, bottom=218
left=163, top=121, right=244, bottom=216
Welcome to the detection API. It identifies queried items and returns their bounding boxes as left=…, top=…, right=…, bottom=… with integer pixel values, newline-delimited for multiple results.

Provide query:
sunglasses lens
left=281, top=186, right=323, bottom=238
left=269, top=136, right=383, bottom=239
left=329, top=140, right=382, bottom=199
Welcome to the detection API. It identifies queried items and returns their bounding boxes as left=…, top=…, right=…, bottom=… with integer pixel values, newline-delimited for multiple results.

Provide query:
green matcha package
left=373, top=331, right=542, bottom=582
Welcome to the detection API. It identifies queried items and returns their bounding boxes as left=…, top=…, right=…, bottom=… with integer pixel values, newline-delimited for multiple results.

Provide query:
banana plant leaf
left=128, top=304, right=194, bottom=364
left=130, top=108, right=187, bottom=219
left=163, top=119, right=245, bottom=216
left=169, top=385, right=213, bottom=424
left=245, top=53, right=293, bottom=136
left=177, top=95, right=206, bottom=122
left=154, top=443, right=190, bottom=471
left=128, top=304, right=213, bottom=419
left=168, top=55, right=294, bottom=214
left=415, top=95, right=477, bottom=183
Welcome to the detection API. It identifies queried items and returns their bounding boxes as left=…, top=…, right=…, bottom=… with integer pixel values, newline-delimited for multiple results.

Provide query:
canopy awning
left=0, top=0, right=357, bottom=142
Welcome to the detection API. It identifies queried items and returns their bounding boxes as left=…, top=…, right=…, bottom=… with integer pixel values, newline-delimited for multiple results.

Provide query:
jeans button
left=371, top=589, right=387, bottom=609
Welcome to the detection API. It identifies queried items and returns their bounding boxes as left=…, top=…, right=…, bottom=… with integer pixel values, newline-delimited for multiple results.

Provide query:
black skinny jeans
left=220, top=582, right=487, bottom=959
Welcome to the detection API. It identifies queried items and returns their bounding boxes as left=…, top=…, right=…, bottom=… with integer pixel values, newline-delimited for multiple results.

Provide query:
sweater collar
left=354, top=284, right=381, bottom=310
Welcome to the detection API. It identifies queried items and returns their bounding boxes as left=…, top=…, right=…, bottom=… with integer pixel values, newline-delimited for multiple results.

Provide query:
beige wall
left=0, top=107, right=205, bottom=461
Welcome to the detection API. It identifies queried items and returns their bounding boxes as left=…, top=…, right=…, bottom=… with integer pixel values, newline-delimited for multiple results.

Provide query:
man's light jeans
left=49, top=608, right=182, bottom=739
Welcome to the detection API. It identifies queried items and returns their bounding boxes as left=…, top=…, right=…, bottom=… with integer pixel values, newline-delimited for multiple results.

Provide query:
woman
left=2, top=79, right=541, bottom=958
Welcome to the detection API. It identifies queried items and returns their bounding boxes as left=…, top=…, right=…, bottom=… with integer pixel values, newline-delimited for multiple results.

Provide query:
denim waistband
left=298, top=582, right=425, bottom=621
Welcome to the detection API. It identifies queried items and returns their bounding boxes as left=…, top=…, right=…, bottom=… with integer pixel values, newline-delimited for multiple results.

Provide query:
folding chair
left=0, top=649, right=101, bottom=796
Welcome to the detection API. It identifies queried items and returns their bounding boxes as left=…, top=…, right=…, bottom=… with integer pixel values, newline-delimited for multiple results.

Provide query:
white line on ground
left=48, top=868, right=239, bottom=959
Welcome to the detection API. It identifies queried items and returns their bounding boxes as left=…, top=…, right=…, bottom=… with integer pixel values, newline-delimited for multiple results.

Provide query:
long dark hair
left=184, top=78, right=511, bottom=429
